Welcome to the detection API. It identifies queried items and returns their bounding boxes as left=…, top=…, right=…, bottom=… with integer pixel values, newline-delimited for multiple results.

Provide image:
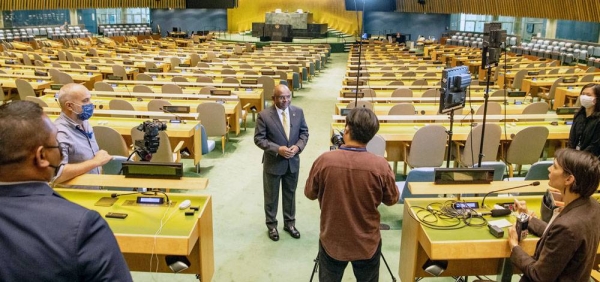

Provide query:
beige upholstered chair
left=366, top=134, right=386, bottom=158
left=391, top=88, right=413, bottom=97
left=196, top=75, right=213, bottom=83
left=388, top=81, right=404, bottom=86
left=196, top=102, right=229, bottom=154
left=171, top=76, right=188, bottom=83
left=111, top=65, right=128, bottom=80
left=361, top=88, right=376, bottom=97
left=25, top=96, right=49, bottom=107
left=346, top=100, right=373, bottom=110
left=94, top=82, right=114, bottom=92
left=130, top=128, right=184, bottom=162
left=15, top=79, right=36, bottom=101
left=538, top=77, right=564, bottom=108
left=133, top=85, right=153, bottom=93
left=136, top=73, right=154, bottom=81
left=503, top=126, right=549, bottom=177
left=199, top=86, right=217, bottom=94
left=411, top=79, right=428, bottom=86
left=93, top=126, right=129, bottom=156
left=388, top=103, right=416, bottom=123
left=147, top=99, right=172, bottom=119
left=511, top=69, right=528, bottom=90
left=421, top=89, right=439, bottom=98
left=522, top=102, right=549, bottom=114
left=108, top=99, right=135, bottom=118
left=162, top=84, right=183, bottom=94
left=402, top=125, right=447, bottom=175
left=455, top=123, right=501, bottom=167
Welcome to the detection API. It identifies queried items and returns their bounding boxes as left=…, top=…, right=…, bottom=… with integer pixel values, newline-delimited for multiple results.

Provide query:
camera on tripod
left=134, top=120, right=167, bottom=161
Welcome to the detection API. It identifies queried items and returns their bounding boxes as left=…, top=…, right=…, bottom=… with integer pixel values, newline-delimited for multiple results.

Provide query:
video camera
left=330, top=130, right=345, bottom=150
left=134, top=120, right=167, bottom=161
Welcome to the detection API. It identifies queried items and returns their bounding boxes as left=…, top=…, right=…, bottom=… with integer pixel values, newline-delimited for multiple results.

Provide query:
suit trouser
left=318, top=240, right=381, bottom=282
left=263, top=167, right=298, bottom=229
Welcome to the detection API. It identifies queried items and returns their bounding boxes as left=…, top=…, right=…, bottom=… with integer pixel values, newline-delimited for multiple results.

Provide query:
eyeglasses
left=275, top=95, right=291, bottom=101
left=43, top=143, right=67, bottom=158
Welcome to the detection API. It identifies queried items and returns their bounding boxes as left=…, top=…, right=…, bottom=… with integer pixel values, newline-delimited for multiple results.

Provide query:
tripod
left=309, top=252, right=397, bottom=282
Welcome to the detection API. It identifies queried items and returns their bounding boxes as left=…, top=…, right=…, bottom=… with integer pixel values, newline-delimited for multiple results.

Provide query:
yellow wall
left=227, top=0, right=361, bottom=35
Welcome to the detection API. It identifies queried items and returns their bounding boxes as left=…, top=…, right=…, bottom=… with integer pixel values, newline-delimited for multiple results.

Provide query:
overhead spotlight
left=165, top=255, right=190, bottom=273
left=422, top=259, right=448, bottom=276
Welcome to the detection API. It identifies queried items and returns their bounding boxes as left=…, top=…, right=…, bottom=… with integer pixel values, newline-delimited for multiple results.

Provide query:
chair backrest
left=346, top=100, right=373, bottom=110
left=411, top=79, right=428, bottom=86
left=402, top=71, right=416, bottom=77
left=391, top=88, right=413, bottom=97
left=407, top=125, right=447, bottom=168
left=145, top=61, right=157, bottom=69
left=189, top=53, right=200, bottom=67
left=169, top=57, right=181, bottom=67
left=523, top=160, right=553, bottom=180
left=512, top=69, right=528, bottom=90
left=223, top=77, right=239, bottom=84
left=580, top=74, right=595, bottom=82
left=15, top=79, right=36, bottom=100
left=196, top=75, right=213, bottom=83
left=522, top=102, right=548, bottom=114
left=92, top=126, right=129, bottom=156
left=399, top=167, right=436, bottom=204
left=196, top=102, right=227, bottom=136
left=110, top=65, right=126, bottom=80
left=388, top=104, right=415, bottom=123
left=130, top=128, right=176, bottom=162
left=136, top=73, right=154, bottom=81
left=490, top=89, right=507, bottom=97
left=382, top=72, right=396, bottom=78
left=171, top=76, right=188, bottom=82
left=366, top=134, right=386, bottom=157
left=147, top=99, right=172, bottom=111
left=58, top=72, right=74, bottom=84
left=109, top=99, right=135, bottom=117
left=162, top=84, right=183, bottom=94
left=388, top=81, right=404, bottom=86
left=475, top=102, right=502, bottom=115
left=25, top=96, right=48, bottom=107
left=133, top=85, right=153, bottom=93
left=546, top=77, right=564, bottom=100
left=199, top=86, right=217, bottom=94
left=460, top=123, right=501, bottom=167
left=22, top=53, right=32, bottom=65
left=506, top=126, right=549, bottom=166
left=479, top=161, right=507, bottom=181
left=94, top=81, right=114, bottom=92
left=421, top=89, right=438, bottom=98
left=48, top=68, right=61, bottom=83
left=221, top=69, right=236, bottom=75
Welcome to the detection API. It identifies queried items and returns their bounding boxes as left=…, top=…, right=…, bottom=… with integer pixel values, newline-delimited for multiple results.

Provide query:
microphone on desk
left=459, top=108, right=476, bottom=127
left=123, top=84, right=135, bottom=101
left=111, top=191, right=140, bottom=198
left=160, top=107, right=186, bottom=124
left=480, top=181, right=541, bottom=214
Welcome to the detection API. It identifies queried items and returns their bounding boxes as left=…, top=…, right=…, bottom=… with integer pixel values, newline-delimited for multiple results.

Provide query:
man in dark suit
left=254, top=84, right=309, bottom=241
left=0, top=101, right=131, bottom=281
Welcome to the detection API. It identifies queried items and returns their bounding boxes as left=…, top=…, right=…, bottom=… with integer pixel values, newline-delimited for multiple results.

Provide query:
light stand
left=445, top=109, right=456, bottom=168
left=476, top=28, right=506, bottom=167
left=352, top=0, right=366, bottom=107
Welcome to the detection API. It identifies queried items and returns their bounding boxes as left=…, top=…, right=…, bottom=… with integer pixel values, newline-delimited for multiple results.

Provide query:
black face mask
left=43, top=144, right=64, bottom=181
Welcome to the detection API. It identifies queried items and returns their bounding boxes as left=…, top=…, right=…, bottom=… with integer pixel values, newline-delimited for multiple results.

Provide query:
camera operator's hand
left=93, top=150, right=113, bottom=166
left=513, top=198, right=536, bottom=218
left=278, top=146, right=294, bottom=159
left=508, top=225, right=519, bottom=249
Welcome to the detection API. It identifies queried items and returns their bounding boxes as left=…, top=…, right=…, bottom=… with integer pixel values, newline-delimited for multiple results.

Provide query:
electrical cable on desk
left=409, top=200, right=488, bottom=230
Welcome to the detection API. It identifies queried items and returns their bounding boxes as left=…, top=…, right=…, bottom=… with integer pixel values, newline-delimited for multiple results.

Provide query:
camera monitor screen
left=438, top=66, right=472, bottom=114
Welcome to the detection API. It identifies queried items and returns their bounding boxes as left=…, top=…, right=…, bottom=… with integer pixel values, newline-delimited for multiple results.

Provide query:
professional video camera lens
left=330, top=131, right=344, bottom=147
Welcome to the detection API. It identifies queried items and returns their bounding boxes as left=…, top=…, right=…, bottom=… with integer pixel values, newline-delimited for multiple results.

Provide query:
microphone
left=111, top=191, right=139, bottom=198
left=123, top=84, right=135, bottom=101
left=160, top=107, right=186, bottom=124
left=481, top=181, right=540, bottom=209
left=459, top=108, right=475, bottom=126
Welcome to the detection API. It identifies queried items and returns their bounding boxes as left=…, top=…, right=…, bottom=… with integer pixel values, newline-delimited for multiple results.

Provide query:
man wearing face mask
left=0, top=101, right=132, bottom=281
left=54, top=83, right=112, bottom=184
left=567, top=83, right=600, bottom=157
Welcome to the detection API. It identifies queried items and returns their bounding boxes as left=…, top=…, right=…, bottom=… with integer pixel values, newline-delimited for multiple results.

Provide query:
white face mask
left=580, top=95, right=596, bottom=109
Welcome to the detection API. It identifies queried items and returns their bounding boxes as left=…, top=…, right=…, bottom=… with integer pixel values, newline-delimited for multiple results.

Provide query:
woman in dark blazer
left=568, top=83, right=600, bottom=157
left=508, top=148, right=600, bottom=281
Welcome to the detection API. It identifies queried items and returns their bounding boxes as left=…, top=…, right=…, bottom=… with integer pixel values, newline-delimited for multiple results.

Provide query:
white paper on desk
left=488, top=219, right=513, bottom=228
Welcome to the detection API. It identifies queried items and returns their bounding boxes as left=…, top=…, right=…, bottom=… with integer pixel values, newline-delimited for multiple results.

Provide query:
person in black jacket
left=567, top=83, right=600, bottom=157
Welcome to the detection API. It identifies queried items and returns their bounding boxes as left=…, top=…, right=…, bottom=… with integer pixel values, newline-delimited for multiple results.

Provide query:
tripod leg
left=310, top=255, right=319, bottom=282
left=380, top=252, right=397, bottom=282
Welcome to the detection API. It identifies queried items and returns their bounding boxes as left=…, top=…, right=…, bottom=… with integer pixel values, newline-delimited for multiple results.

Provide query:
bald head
left=57, top=83, right=92, bottom=122
left=272, top=84, right=292, bottom=111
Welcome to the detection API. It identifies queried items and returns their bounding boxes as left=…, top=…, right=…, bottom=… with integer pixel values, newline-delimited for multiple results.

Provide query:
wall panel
left=398, top=0, right=600, bottom=23
left=227, top=0, right=361, bottom=35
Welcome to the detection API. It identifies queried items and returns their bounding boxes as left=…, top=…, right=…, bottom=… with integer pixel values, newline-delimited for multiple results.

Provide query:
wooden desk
left=334, top=102, right=531, bottom=116
left=56, top=188, right=214, bottom=281
left=62, top=174, right=208, bottom=190
left=399, top=196, right=537, bottom=281
left=409, top=180, right=548, bottom=196
left=41, top=95, right=242, bottom=135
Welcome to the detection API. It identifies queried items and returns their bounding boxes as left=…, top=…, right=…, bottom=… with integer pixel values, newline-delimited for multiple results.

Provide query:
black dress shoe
left=268, top=228, right=279, bottom=241
left=283, top=225, right=301, bottom=239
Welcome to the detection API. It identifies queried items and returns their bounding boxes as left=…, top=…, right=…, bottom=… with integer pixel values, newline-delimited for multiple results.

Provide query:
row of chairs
left=98, top=24, right=150, bottom=35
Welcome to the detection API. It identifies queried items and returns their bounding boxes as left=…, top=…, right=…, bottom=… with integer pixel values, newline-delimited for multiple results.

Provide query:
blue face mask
left=74, top=103, right=94, bottom=120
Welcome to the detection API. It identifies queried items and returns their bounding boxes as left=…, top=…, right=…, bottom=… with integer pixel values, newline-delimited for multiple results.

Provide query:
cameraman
left=305, top=107, right=399, bottom=281
left=54, top=83, right=112, bottom=184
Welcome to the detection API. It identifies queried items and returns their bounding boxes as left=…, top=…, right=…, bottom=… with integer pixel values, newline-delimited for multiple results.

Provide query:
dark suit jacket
left=254, top=104, right=309, bottom=175
left=0, top=182, right=132, bottom=282
left=510, top=197, right=600, bottom=282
